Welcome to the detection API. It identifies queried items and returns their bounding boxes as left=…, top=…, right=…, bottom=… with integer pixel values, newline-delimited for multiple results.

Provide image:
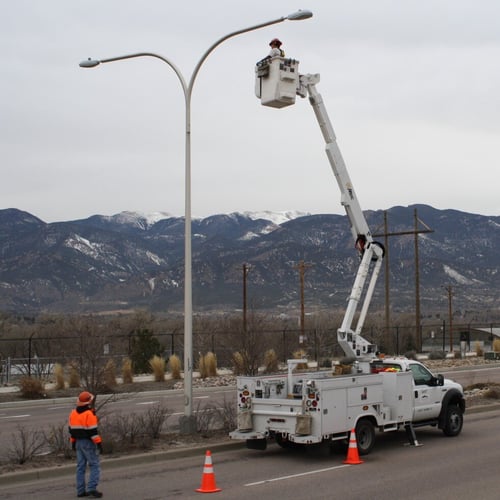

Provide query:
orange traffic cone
left=196, top=450, right=222, bottom=493
left=343, top=428, right=364, bottom=465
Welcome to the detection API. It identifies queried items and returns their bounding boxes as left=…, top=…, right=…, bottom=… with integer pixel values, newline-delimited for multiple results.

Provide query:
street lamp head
left=286, top=9, right=313, bottom=21
left=79, top=58, right=101, bottom=68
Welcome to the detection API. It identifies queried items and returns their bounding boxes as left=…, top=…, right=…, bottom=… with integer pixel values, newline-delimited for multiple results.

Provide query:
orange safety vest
left=68, top=406, right=102, bottom=444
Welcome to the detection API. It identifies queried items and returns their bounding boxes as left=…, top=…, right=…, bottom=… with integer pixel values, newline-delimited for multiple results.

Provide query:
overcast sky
left=1, top=1, right=499, bottom=223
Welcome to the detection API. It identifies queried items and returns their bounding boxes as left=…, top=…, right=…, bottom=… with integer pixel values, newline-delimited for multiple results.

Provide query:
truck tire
left=442, top=404, right=463, bottom=437
left=355, top=419, right=376, bottom=455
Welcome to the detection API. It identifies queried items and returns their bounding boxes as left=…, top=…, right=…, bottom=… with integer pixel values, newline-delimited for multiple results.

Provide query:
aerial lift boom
left=256, top=59, right=384, bottom=370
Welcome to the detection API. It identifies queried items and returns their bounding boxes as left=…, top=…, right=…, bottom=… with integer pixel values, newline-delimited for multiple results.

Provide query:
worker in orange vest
left=68, top=391, right=103, bottom=498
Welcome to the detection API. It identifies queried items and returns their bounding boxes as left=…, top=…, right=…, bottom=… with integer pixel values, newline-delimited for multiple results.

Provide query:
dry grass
left=493, top=339, right=500, bottom=352
left=19, top=377, right=44, bottom=398
left=68, top=362, right=80, bottom=388
left=204, top=352, right=217, bottom=377
left=474, top=341, right=484, bottom=357
left=121, top=358, right=134, bottom=384
left=263, top=349, right=279, bottom=373
left=53, top=363, right=65, bottom=390
left=292, top=350, right=308, bottom=370
left=168, top=354, right=182, bottom=380
left=103, top=359, right=117, bottom=388
left=149, top=355, right=165, bottom=382
left=231, top=351, right=245, bottom=375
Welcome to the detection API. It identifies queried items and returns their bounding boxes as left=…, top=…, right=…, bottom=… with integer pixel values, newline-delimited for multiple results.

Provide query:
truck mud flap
left=237, top=411, right=252, bottom=431
left=295, top=414, right=312, bottom=435
left=246, top=438, right=267, bottom=450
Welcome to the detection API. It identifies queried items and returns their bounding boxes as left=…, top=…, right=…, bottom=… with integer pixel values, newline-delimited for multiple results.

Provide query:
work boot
left=87, top=491, right=103, bottom=498
left=77, top=493, right=88, bottom=498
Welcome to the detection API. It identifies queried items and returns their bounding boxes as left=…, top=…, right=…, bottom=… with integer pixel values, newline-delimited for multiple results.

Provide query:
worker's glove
left=71, top=441, right=76, bottom=451
left=97, top=443, right=103, bottom=454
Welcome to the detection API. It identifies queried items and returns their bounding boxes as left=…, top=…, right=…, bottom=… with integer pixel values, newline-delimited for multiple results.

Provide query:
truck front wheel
left=442, top=404, right=463, bottom=437
left=355, top=419, right=376, bottom=455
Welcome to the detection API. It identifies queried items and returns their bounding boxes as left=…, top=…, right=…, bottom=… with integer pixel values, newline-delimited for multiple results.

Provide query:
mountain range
left=0, top=205, right=498, bottom=316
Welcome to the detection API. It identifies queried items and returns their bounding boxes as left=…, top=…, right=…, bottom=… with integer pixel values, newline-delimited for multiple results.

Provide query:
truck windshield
left=408, top=364, right=433, bottom=385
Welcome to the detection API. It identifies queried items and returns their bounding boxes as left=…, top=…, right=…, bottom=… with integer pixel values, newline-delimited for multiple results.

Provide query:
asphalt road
left=0, top=407, right=499, bottom=499
left=1, top=364, right=499, bottom=457
left=0, top=385, right=235, bottom=458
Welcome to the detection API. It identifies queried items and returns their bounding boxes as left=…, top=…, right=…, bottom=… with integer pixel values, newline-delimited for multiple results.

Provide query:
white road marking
left=136, top=401, right=159, bottom=405
left=0, top=414, right=31, bottom=419
left=245, top=464, right=350, bottom=486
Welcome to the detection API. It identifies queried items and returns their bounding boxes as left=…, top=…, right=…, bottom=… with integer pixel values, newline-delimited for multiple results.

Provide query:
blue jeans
left=76, top=439, right=100, bottom=494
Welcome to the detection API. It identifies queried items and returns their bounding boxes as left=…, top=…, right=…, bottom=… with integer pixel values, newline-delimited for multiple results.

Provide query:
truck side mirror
left=436, top=374, right=444, bottom=386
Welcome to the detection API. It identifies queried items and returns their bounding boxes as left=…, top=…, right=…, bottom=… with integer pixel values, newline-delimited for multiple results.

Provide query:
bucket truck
left=229, top=57, right=465, bottom=455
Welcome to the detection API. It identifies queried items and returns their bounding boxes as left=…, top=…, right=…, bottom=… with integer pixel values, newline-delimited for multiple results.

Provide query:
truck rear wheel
left=442, top=404, right=463, bottom=437
left=355, top=419, right=376, bottom=455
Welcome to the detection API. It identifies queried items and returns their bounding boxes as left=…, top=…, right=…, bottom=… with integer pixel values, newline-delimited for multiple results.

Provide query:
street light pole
left=80, top=9, right=312, bottom=433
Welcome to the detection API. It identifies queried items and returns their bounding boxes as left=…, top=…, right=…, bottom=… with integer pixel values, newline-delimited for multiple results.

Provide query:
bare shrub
left=195, top=397, right=236, bottom=435
left=484, top=387, right=500, bottom=399
left=103, top=359, right=117, bottom=388
left=121, top=358, right=134, bottom=384
left=19, top=376, right=44, bottom=399
left=142, top=403, right=171, bottom=439
left=195, top=400, right=220, bottom=437
left=45, top=422, right=72, bottom=459
left=99, top=403, right=170, bottom=451
left=101, top=413, right=144, bottom=449
left=53, top=363, right=65, bottom=390
left=428, top=350, right=446, bottom=360
left=8, top=425, right=46, bottom=464
left=204, top=352, right=217, bottom=377
left=214, top=396, right=237, bottom=432
left=263, top=349, right=279, bottom=373
left=149, top=355, right=165, bottom=382
left=454, top=350, right=462, bottom=359
left=68, top=362, right=80, bottom=388
left=168, top=354, right=181, bottom=380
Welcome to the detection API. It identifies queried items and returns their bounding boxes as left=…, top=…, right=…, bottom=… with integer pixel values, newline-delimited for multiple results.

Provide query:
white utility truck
left=229, top=57, right=465, bottom=455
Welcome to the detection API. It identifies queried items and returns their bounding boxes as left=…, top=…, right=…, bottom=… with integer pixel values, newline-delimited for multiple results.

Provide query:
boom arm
left=298, top=73, right=384, bottom=364
left=297, top=74, right=384, bottom=361
left=255, top=59, right=384, bottom=367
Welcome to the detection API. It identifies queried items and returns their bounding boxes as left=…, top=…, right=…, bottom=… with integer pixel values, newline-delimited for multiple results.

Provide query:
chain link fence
left=1, top=322, right=498, bottom=384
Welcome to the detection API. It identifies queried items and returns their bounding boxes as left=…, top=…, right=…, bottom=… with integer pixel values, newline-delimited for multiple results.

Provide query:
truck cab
left=373, top=358, right=465, bottom=436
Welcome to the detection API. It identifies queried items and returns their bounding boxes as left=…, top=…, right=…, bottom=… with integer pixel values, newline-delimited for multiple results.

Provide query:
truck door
left=409, top=363, right=443, bottom=421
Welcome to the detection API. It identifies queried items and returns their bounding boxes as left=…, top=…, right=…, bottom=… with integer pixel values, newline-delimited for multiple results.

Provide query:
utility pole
left=373, top=208, right=433, bottom=353
left=295, top=260, right=312, bottom=342
left=383, top=211, right=390, bottom=348
left=414, top=208, right=421, bottom=352
left=445, top=285, right=454, bottom=352
left=242, top=263, right=249, bottom=333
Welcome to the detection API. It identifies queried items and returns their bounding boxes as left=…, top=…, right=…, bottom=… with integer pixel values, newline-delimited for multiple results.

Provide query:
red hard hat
left=77, top=391, right=94, bottom=407
left=269, top=38, right=282, bottom=47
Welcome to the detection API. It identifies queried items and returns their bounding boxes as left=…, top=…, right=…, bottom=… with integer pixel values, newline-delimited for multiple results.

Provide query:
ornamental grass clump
left=121, top=357, right=134, bottom=384
left=168, top=354, right=182, bottom=380
left=149, top=355, right=165, bottom=382
left=53, top=363, right=65, bottom=390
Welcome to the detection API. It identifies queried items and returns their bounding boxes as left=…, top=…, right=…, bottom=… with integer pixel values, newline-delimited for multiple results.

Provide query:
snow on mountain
left=443, top=265, right=478, bottom=285
left=101, top=211, right=172, bottom=229
left=242, top=210, right=310, bottom=225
